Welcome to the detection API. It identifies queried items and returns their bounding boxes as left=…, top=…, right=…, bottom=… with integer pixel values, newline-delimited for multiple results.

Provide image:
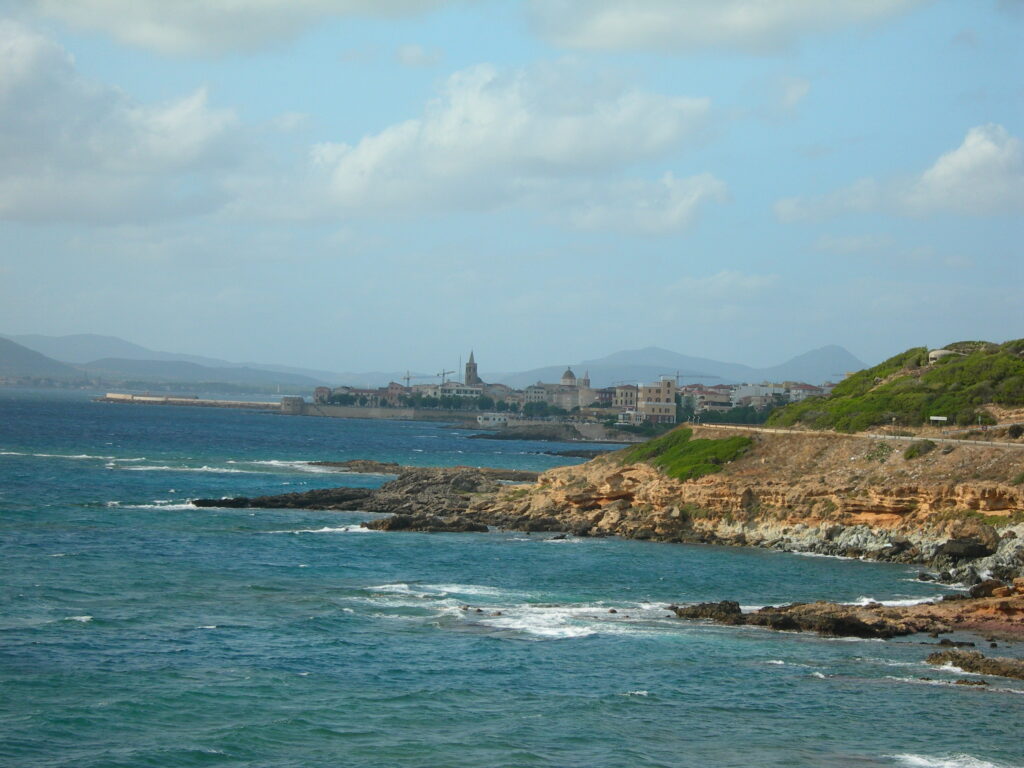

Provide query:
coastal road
left=695, top=422, right=1024, bottom=450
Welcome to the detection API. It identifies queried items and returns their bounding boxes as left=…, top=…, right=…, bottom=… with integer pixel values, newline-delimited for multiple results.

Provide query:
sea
left=1, top=388, right=1021, bottom=768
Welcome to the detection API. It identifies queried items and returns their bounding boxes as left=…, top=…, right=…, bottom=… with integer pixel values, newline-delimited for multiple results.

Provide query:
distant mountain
left=491, top=345, right=865, bottom=388
left=79, top=358, right=322, bottom=387
left=4, top=333, right=340, bottom=384
left=0, top=337, right=81, bottom=379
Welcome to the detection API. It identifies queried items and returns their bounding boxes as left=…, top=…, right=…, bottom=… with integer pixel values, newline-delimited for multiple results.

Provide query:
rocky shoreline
left=668, top=578, right=1024, bottom=641
left=195, top=428, right=1024, bottom=647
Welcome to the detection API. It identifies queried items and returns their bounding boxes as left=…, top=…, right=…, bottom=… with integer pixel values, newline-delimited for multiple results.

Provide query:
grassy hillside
left=621, top=427, right=752, bottom=481
left=767, top=339, right=1024, bottom=432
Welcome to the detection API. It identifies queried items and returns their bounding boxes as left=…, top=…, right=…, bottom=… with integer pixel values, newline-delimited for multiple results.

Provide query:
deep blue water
left=1, top=389, right=1022, bottom=768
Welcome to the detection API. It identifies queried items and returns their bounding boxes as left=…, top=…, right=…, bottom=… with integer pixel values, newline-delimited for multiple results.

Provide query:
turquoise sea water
left=1, top=389, right=1022, bottom=768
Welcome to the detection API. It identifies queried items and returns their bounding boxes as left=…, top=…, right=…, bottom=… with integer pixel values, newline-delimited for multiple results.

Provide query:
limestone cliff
left=465, top=426, right=1024, bottom=581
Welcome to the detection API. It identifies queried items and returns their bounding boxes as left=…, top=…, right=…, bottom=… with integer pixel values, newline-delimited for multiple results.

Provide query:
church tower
left=465, top=350, right=481, bottom=386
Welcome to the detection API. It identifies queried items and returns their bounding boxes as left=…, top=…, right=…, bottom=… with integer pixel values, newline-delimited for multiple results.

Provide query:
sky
left=0, top=0, right=1021, bottom=374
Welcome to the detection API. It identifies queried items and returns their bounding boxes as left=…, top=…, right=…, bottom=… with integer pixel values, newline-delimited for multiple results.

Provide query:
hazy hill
left=493, top=345, right=864, bottom=389
left=0, top=337, right=81, bottom=379
left=767, top=339, right=1024, bottom=432
left=79, top=358, right=322, bottom=388
left=4, top=333, right=340, bottom=383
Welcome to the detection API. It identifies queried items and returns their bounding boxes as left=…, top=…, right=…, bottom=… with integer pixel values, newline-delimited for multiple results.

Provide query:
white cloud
left=777, top=124, right=1024, bottom=220
left=0, top=22, right=237, bottom=222
left=396, top=44, right=443, bottom=68
left=309, top=62, right=714, bottom=227
left=529, top=0, right=927, bottom=55
left=568, top=172, right=728, bottom=233
left=905, top=124, right=1024, bottom=215
left=24, top=0, right=452, bottom=55
left=779, top=77, right=811, bottom=109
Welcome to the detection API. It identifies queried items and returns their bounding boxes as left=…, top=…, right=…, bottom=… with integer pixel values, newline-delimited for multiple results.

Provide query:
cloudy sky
left=0, top=0, right=1021, bottom=373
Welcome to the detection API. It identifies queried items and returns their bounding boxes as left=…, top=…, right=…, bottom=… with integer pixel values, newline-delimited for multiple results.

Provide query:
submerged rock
left=361, top=514, right=487, bottom=533
left=193, top=487, right=373, bottom=510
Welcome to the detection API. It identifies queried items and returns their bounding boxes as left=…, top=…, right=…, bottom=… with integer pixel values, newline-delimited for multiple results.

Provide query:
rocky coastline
left=195, top=426, right=1024, bottom=648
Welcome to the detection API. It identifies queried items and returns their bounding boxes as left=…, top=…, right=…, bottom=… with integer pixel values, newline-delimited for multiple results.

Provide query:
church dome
left=561, top=367, right=576, bottom=384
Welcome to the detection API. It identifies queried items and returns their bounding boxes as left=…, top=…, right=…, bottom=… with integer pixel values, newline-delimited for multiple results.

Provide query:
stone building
left=638, top=378, right=676, bottom=424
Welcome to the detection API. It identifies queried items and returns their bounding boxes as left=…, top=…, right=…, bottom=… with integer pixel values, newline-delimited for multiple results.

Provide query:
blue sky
left=0, top=0, right=1020, bottom=374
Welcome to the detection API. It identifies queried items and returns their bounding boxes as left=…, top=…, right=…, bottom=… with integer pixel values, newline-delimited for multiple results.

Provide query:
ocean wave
left=122, top=465, right=254, bottom=474
left=288, top=526, right=377, bottom=534
left=231, top=459, right=340, bottom=474
left=891, top=753, right=1016, bottom=768
left=2, top=450, right=116, bottom=460
left=849, top=595, right=940, bottom=607
left=785, top=550, right=859, bottom=560
left=64, top=615, right=92, bottom=622
left=122, top=503, right=199, bottom=511
left=353, top=586, right=679, bottom=640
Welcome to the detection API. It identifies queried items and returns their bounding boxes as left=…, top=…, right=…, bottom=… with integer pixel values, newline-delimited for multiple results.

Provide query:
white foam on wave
left=473, top=601, right=676, bottom=641
left=891, top=754, right=1014, bottom=768
left=850, top=596, right=938, bottom=607
left=767, top=660, right=786, bottom=665
left=123, top=465, right=253, bottom=474
left=783, top=550, right=858, bottom=561
left=288, top=525, right=376, bottom=534
left=622, top=690, right=649, bottom=697
left=421, top=583, right=518, bottom=598
left=64, top=615, right=92, bottom=622
left=198, top=625, right=218, bottom=630
left=122, top=502, right=198, bottom=511
left=237, top=459, right=339, bottom=474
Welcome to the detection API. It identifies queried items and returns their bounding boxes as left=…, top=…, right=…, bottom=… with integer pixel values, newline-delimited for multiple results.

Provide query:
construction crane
left=436, top=369, right=455, bottom=384
left=401, top=370, right=434, bottom=388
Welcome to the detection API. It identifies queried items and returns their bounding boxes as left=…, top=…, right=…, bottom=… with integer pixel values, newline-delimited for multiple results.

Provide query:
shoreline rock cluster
left=667, top=582, right=1024, bottom=641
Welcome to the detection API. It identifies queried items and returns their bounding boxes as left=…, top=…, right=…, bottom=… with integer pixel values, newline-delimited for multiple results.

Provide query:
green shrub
left=1012, top=472, right=1024, bottom=485
left=865, top=443, right=894, bottom=462
left=903, top=440, right=937, bottom=460
left=621, top=427, right=752, bottom=482
left=1008, top=424, right=1023, bottom=439
left=767, top=339, right=1024, bottom=432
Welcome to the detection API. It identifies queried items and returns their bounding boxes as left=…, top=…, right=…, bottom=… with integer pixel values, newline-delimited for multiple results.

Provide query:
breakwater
left=96, top=392, right=479, bottom=423
left=96, top=392, right=282, bottom=410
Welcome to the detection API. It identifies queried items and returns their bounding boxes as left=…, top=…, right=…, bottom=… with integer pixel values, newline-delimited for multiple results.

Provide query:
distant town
left=313, top=351, right=839, bottom=429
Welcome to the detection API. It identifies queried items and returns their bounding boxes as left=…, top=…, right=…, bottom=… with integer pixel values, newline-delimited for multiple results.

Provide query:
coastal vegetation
left=620, top=427, right=752, bottom=482
left=767, top=339, right=1024, bottom=432
left=903, top=440, right=936, bottom=460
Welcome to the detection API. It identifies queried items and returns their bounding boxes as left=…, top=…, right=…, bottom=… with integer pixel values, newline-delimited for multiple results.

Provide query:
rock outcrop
left=193, top=466, right=536, bottom=515
left=670, top=590, right=1024, bottom=640
left=925, top=649, right=1024, bottom=680
left=192, top=487, right=372, bottom=510
left=458, top=427, right=1024, bottom=581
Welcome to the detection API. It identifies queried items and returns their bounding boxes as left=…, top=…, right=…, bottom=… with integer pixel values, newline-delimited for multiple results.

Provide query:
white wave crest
left=123, top=465, right=253, bottom=474
left=123, top=503, right=199, bottom=511
left=289, top=526, right=376, bottom=534
left=64, top=615, right=92, bottom=622
left=891, top=754, right=1014, bottom=768
left=850, top=596, right=938, bottom=607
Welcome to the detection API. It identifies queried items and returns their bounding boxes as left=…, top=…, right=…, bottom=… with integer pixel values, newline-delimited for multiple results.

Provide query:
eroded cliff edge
left=460, top=426, right=1024, bottom=583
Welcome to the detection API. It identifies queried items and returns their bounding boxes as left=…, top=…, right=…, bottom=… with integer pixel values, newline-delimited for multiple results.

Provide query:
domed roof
left=561, top=367, right=576, bottom=381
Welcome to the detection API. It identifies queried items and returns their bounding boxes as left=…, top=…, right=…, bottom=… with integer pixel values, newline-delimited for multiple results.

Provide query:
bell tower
left=465, top=350, right=481, bottom=386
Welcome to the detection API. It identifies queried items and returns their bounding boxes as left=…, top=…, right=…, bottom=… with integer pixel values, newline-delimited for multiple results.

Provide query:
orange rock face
left=469, top=426, right=1024, bottom=563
